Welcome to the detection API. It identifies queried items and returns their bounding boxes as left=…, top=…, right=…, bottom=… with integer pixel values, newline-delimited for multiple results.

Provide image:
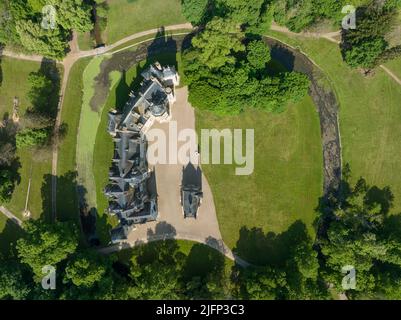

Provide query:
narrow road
left=0, top=206, right=23, bottom=227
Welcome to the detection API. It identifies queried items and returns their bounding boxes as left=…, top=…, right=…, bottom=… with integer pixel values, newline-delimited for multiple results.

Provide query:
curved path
left=270, top=23, right=401, bottom=87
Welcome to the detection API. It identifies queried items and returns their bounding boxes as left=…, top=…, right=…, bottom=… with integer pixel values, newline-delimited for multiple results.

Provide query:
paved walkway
left=0, top=206, right=23, bottom=227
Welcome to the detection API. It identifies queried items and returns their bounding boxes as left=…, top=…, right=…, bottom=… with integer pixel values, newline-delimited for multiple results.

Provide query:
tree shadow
left=26, top=59, right=61, bottom=122
left=40, top=174, right=53, bottom=223
left=115, top=69, right=130, bottom=111
left=233, top=220, right=310, bottom=267
left=0, top=219, right=25, bottom=259
left=0, top=118, right=21, bottom=197
left=129, top=222, right=179, bottom=265
left=146, top=221, right=177, bottom=239
left=182, top=162, right=202, bottom=189
left=91, top=27, right=180, bottom=111
left=314, top=163, right=396, bottom=240
left=55, top=171, right=79, bottom=222
left=365, top=186, right=394, bottom=215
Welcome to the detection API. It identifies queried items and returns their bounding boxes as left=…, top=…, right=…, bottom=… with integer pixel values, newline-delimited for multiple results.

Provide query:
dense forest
left=0, top=0, right=101, bottom=58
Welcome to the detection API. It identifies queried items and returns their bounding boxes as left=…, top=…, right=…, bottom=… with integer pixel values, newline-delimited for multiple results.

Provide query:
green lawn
left=196, top=96, right=323, bottom=249
left=0, top=57, right=40, bottom=117
left=104, top=0, right=187, bottom=44
left=7, top=148, right=52, bottom=220
left=384, top=56, right=401, bottom=80
left=0, top=57, right=55, bottom=221
left=266, top=30, right=401, bottom=214
left=93, top=51, right=182, bottom=244
left=77, top=32, right=95, bottom=51
left=0, top=57, right=58, bottom=251
left=56, top=58, right=91, bottom=222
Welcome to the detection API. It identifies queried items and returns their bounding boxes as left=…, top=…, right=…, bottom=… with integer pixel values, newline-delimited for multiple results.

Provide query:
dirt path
left=380, top=65, right=401, bottom=85
left=270, top=23, right=401, bottom=87
left=271, top=22, right=341, bottom=44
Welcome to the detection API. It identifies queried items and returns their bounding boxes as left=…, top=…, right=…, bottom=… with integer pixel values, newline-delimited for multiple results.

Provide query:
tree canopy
left=0, top=0, right=93, bottom=58
left=16, top=219, right=79, bottom=277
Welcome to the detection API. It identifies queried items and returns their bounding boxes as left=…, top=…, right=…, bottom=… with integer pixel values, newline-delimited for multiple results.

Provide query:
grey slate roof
left=105, top=62, right=178, bottom=243
left=182, top=185, right=203, bottom=218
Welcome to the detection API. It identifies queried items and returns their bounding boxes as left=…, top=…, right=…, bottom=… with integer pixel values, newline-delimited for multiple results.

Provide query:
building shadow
left=182, top=162, right=202, bottom=189
left=91, top=26, right=180, bottom=111
left=147, top=170, right=158, bottom=199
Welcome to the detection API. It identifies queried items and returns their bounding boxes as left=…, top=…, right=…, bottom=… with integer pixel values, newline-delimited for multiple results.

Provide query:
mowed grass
left=56, top=58, right=91, bottom=222
left=266, top=30, right=401, bottom=213
left=7, top=148, right=52, bottom=220
left=104, top=0, right=187, bottom=44
left=0, top=57, right=54, bottom=220
left=0, top=57, right=40, bottom=116
left=196, top=96, right=323, bottom=249
left=384, top=56, right=401, bottom=80
left=75, top=57, right=119, bottom=209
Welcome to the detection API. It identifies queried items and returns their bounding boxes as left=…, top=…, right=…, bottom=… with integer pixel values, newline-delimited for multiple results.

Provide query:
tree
left=343, top=37, right=387, bottom=69
left=27, top=68, right=60, bottom=120
left=246, top=40, right=271, bottom=70
left=182, top=0, right=209, bottom=25
left=16, top=128, right=49, bottom=148
left=65, top=250, right=108, bottom=287
left=1, top=0, right=94, bottom=58
left=56, top=0, right=93, bottom=33
left=318, top=175, right=401, bottom=297
left=129, top=261, right=183, bottom=299
left=219, top=0, right=264, bottom=24
left=16, top=219, right=78, bottom=278
left=237, top=266, right=286, bottom=299
left=0, top=261, right=30, bottom=300
left=0, top=169, right=14, bottom=203
left=191, top=18, right=245, bottom=69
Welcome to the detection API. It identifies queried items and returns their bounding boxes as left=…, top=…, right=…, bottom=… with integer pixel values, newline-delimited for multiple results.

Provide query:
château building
left=105, top=62, right=179, bottom=243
